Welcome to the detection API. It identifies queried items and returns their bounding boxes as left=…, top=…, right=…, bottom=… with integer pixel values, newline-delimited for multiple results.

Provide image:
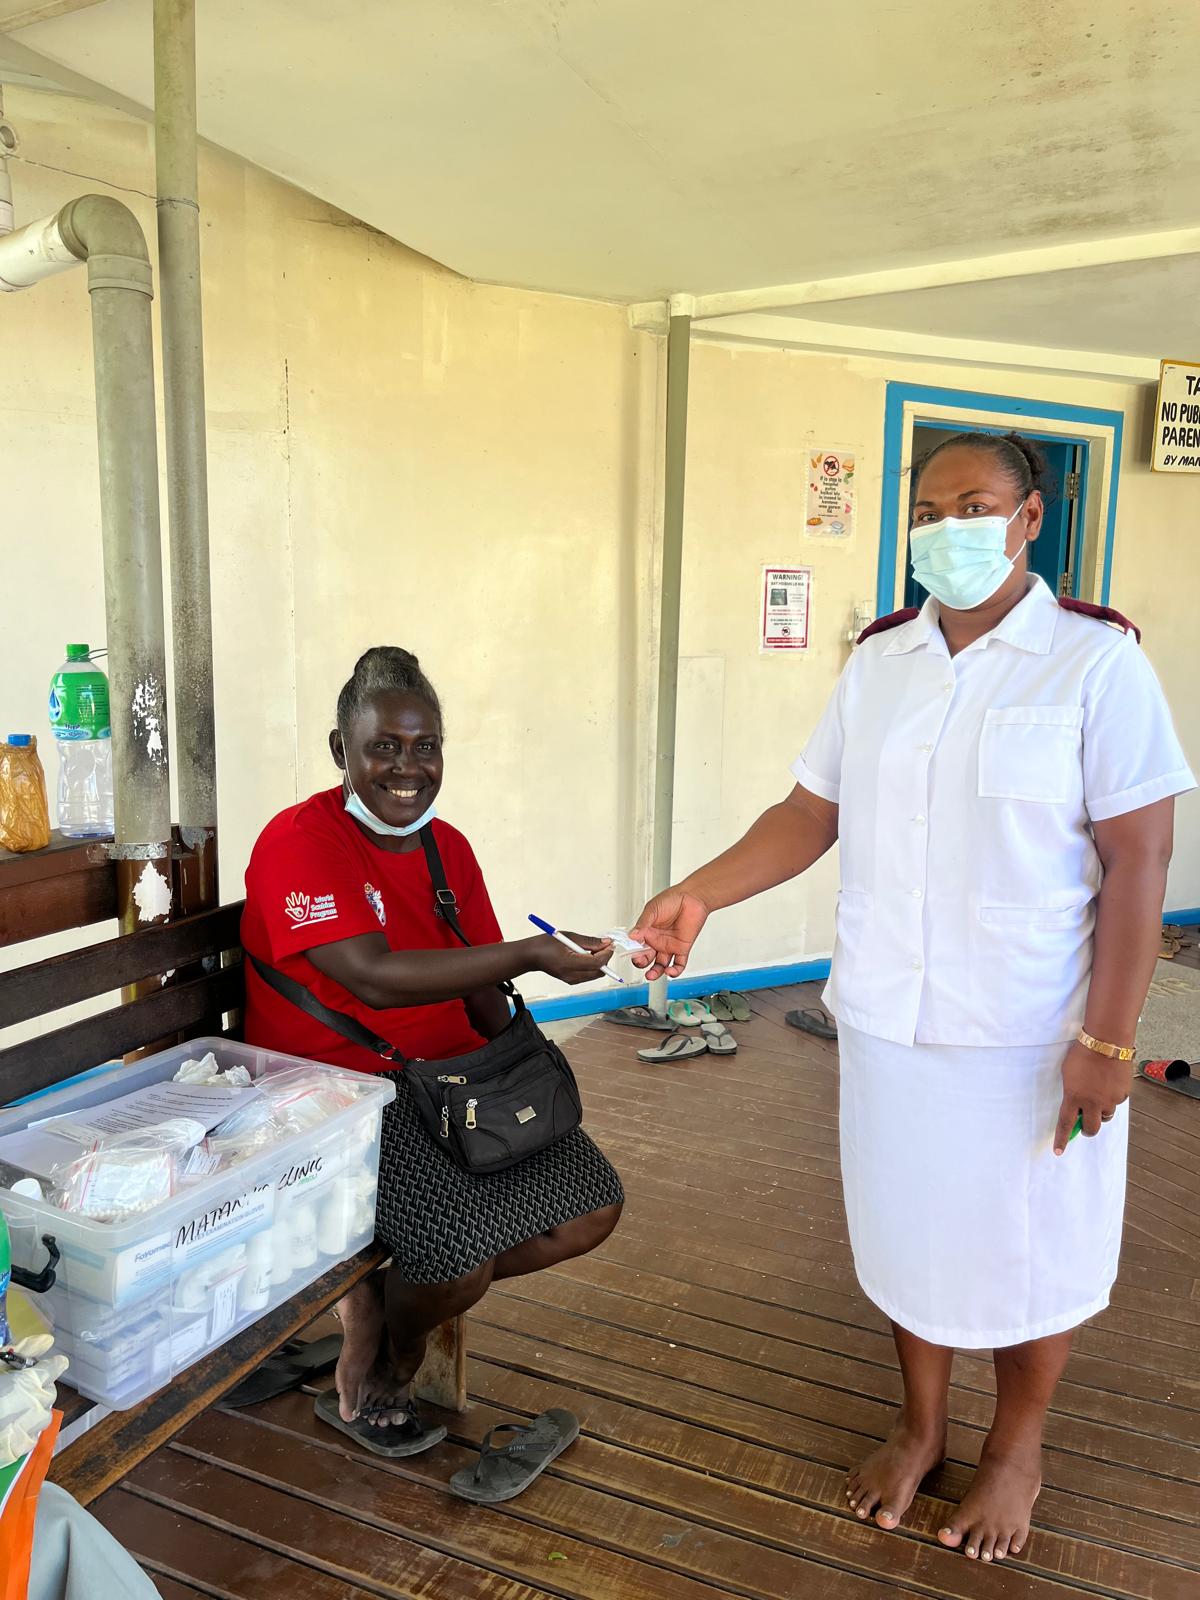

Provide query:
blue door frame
left=878, top=384, right=1124, bottom=618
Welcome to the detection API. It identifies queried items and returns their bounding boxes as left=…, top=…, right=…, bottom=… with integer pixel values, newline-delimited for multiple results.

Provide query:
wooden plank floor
left=92, top=976, right=1200, bottom=1600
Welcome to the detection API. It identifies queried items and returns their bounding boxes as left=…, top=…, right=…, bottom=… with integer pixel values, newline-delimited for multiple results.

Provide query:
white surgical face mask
left=910, top=503, right=1026, bottom=610
left=343, top=777, right=437, bottom=838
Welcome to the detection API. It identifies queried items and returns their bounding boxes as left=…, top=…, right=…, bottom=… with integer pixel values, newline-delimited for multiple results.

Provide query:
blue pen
left=529, top=915, right=624, bottom=984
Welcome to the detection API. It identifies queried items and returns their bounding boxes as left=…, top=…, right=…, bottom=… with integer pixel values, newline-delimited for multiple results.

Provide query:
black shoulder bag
left=249, top=827, right=583, bottom=1175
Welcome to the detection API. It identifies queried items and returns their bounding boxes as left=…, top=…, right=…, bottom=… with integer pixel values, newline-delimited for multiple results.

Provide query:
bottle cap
left=5, top=734, right=32, bottom=747
left=65, top=644, right=91, bottom=660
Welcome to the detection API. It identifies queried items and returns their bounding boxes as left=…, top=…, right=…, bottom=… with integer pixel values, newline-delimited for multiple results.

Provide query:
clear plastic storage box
left=0, top=1037, right=394, bottom=1408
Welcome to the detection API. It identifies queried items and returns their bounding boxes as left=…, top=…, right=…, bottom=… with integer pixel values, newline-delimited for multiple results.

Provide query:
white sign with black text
left=760, top=566, right=812, bottom=653
left=1152, top=360, right=1200, bottom=473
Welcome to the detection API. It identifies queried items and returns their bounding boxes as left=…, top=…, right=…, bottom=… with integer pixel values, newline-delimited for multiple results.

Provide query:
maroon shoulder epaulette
left=857, top=607, right=919, bottom=645
left=1057, top=597, right=1140, bottom=643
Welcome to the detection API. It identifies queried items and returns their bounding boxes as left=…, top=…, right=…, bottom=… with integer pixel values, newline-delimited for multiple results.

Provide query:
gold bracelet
left=1077, top=1029, right=1135, bottom=1062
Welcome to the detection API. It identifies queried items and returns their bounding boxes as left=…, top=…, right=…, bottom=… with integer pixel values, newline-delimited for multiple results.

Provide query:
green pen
left=1068, top=1115, right=1083, bottom=1143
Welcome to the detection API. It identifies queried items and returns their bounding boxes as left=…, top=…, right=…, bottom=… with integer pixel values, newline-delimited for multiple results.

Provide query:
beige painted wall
left=2, top=87, right=1196, bottom=1045
left=0, top=87, right=659, bottom=1030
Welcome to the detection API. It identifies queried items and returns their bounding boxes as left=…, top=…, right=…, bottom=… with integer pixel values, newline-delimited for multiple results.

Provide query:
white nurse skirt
left=837, top=1023, right=1128, bottom=1349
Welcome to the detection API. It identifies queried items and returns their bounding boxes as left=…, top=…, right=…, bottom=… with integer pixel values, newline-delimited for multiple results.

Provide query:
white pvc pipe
left=0, top=211, right=81, bottom=290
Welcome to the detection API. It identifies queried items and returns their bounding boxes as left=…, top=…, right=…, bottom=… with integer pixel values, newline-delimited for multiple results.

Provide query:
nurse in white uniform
left=631, top=431, right=1194, bottom=1563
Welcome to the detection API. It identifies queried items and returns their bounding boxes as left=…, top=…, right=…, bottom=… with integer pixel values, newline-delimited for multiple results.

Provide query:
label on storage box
left=59, top=1182, right=274, bottom=1307
left=276, top=1148, right=340, bottom=1197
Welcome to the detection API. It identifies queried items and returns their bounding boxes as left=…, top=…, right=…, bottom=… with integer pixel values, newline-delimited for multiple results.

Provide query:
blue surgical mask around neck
left=343, top=777, right=437, bottom=838
left=909, top=503, right=1027, bottom=610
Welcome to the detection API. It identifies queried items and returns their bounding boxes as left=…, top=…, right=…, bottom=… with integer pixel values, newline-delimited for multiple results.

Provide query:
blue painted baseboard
left=528, top=957, right=832, bottom=1024
left=1165, top=907, right=1200, bottom=927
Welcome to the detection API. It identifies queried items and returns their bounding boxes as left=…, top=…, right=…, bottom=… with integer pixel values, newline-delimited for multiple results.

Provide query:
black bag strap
left=420, top=826, right=518, bottom=1001
left=248, top=952, right=410, bottom=1066
left=420, top=825, right=471, bottom=947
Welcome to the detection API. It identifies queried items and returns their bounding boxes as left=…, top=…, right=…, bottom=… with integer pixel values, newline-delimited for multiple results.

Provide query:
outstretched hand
left=529, top=932, right=614, bottom=987
left=629, top=888, right=711, bottom=980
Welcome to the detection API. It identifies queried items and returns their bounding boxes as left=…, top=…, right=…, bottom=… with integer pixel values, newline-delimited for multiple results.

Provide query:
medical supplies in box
left=0, top=1038, right=393, bottom=1409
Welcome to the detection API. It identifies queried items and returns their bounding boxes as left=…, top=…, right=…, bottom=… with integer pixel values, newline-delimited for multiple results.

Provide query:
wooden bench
left=0, top=849, right=463, bottom=1506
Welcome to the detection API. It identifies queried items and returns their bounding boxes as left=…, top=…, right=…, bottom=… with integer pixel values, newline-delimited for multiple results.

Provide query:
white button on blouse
left=792, top=578, right=1195, bottom=1049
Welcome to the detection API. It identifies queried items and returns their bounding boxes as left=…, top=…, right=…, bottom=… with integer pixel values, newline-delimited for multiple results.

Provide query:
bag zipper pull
left=440, top=1104, right=450, bottom=1139
left=437, top=1074, right=467, bottom=1084
left=465, top=1098, right=478, bottom=1130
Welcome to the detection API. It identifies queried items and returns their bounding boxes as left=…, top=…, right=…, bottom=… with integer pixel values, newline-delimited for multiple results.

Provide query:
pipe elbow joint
left=58, top=194, right=150, bottom=263
left=58, top=194, right=154, bottom=297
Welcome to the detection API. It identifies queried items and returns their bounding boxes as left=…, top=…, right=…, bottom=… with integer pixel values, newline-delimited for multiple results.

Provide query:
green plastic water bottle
left=0, top=1211, right=11, bottom=1346
left=48, top=644, right=113, bottom=839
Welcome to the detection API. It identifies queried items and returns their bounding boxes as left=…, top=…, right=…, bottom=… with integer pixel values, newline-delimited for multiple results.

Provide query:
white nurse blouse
left=793, top=576, right=1195, bottom=1050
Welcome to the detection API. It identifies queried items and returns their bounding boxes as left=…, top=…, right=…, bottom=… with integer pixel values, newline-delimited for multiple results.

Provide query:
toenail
left=982, top=1553, right=991, bottom=1562
left=967, top=1547, right=976, bottom=1557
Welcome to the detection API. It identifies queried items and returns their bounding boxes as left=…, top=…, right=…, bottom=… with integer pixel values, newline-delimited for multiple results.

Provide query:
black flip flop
left=314, top=1386, right=448, bottom=1457
left=604, top=1006, right=674, bottom=1032
left=224, top=1334, right=343, bottom=1409
left=449, top=1409, right=580, bottom=1504
left=1138, top=1060, right=1200, bottom=1098
left=786, top=1006, right=837, bottom=1041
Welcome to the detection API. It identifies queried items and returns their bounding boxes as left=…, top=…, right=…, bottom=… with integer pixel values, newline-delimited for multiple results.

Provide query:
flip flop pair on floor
left=1159, top=923, right=1193, bottom=960
left=315, top=1390, right=579, bottom=1501
left=606, top=992, right=747, bottom=1063
left=226, top=1335, right=577, bottom=1502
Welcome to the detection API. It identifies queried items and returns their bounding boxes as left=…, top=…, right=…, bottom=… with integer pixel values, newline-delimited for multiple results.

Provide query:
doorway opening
left=902, top=423, right=1088, bottom=611
left=876, top=383, right=1125, bottom=620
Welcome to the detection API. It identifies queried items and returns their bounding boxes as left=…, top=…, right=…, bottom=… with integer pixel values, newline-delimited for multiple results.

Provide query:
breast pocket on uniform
left=978, top=706, right=1084, bottom=804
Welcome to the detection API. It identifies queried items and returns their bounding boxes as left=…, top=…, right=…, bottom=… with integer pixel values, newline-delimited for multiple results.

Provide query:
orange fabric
left=0, top=1410, right=61, bottom=1600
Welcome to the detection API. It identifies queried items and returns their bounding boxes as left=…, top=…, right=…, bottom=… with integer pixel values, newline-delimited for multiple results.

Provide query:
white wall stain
left=131, top=676, right=165, bottom=764
left=133, top=860, right=171, bottom=923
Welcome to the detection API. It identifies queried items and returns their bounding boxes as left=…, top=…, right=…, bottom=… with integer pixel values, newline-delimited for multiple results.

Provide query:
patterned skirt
left=373, top=1068, right=624, bottom=1284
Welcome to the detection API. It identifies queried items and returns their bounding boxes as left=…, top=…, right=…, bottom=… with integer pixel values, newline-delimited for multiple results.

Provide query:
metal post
left=648, top=312, right=691, bottom=1015
left=56, top=196, right=174, bottom=934
left=154, top=0, right=218, bottom=911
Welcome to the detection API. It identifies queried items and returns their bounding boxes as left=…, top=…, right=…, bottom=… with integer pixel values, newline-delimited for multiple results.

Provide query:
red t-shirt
left=241, top=789, right=504, bottom=1072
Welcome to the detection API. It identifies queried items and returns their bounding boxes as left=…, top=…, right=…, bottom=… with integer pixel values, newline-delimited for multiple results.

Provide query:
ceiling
left=2, top=0, right=1198, bottom=360
left=764, top=255, right=1200, bottom=360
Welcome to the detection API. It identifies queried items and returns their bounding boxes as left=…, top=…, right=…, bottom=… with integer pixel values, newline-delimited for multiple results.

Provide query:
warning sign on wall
left=760, top=566, right=812, bottom=653
left=805, top=449, right=856, bottom=538
left=1152, top=360, right=1200, bottom=473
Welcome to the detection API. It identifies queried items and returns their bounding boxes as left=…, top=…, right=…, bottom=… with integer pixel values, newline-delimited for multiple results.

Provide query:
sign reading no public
left=1152, top=360, right=1200, bottom=473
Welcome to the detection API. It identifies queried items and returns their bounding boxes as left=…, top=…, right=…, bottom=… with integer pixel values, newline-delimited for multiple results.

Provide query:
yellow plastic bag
left=0, top=736, right=51, bottom=854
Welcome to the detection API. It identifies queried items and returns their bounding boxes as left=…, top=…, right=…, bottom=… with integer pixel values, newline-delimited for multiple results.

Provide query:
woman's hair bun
left=338, top=647, right=441, bottom=732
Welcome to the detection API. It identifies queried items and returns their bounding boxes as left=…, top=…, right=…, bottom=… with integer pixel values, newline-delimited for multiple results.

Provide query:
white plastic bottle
left=48, top=644, right=114, bottom=839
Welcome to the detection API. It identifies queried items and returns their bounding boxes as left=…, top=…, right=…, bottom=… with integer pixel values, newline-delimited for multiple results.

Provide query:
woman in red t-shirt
left=242, top=647, right=623, bottom=1456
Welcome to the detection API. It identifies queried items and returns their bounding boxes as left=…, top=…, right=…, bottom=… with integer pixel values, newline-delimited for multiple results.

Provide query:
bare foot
left=938, top=1432, right=1042, bottom=1561
left=847, top=1416, right=946, bottom=1530
left=333, top=1278, right=410, bottom=1426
